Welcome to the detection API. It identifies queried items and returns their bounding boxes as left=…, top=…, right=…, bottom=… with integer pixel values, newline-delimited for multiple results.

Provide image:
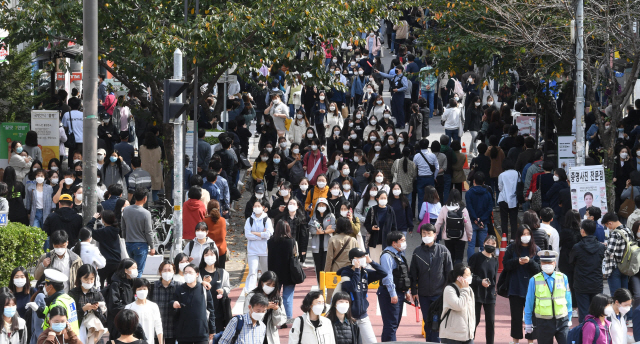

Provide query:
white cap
left=44, top=269, right=68, bottom=283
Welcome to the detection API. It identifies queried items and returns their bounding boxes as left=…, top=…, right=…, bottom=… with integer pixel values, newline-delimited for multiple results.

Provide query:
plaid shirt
left=219, top=313, right=266, bottom=344
left=419, top=66, right=438, bottom=91
left=603, top=225, right=634, bottom=278
left=151, top=280, right=182, bottom=339
left=390, top=158, right=416, bottom=194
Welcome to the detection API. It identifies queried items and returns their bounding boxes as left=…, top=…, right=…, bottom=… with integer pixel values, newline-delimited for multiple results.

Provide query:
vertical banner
left=0, top=123, right=30, bottom=168
left=569, top=165, right=608, bottom=218
left=31, top=110, right=60, bottom=168
left=185, top=120, right=194, bottom=172
left=558, top=136, right=576, bottom=173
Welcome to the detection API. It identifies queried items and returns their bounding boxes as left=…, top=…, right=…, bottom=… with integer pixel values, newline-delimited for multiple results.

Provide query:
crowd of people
left=4, top=7, right=640, bottom=344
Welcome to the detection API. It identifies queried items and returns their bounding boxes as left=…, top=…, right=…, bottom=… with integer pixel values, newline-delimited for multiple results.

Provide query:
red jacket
left=182, top=199, right=206, bottom=240
left=303, top=151, right=327, bottom=185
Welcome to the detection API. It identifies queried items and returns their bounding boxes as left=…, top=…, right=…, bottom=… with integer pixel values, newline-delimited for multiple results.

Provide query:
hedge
left=0, top=222, right=47, bottom=286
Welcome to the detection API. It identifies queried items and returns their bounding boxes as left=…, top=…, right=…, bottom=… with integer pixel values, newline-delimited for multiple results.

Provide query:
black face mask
left=484, top=245, right=496, bottom=254
left=76, top=170, right=83, bottom=177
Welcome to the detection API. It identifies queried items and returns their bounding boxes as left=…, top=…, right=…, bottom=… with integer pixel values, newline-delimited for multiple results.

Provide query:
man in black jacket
left=515, top=136, right=537, bottom=172
left=410, top=223, right=453, bottom=342
left=43, top=194, right=83, bottom=249
left=569, top=219, right=605, bottom=323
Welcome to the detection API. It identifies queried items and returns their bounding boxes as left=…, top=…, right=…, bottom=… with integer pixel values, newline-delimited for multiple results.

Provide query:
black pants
left=435, top=175, right=445, bottom=205
left=444, top=239, right=466, bottom=265
left=218, top=252, right=227, bottom=269
left=575, top=292, right=597, bottom=323
left=534, top=317, right=569, bottom=344
left=474, top=302, right=495, bottom=344
left=313, top=251, right=327, bottom=281
left=315, top=118, right=326, bottom=145
left=453, top=182, right=463, bottom=193
left=98, top=262, right=119, bottom=288
left=499, top=201, right=519, bottom=241
left=508, top=295, right=534, bottom=340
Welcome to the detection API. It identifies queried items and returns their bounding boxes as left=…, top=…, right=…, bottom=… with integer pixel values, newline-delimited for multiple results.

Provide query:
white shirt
left=125, top=301, right=163, bottom=341
left=608, top=312, right=635, bottom=344
left=498, top=169, right=519, bottom=208
left=79, top=242, right=107, bottom=269
left=35, top=189, right=44, bottom=209
left=539, top=223, right=559, bottom=253
left=441, top=107, right=462, bottom=130
left=244, top=213, right=273, bottom=256
left=62, top=110, right=84, bottom=143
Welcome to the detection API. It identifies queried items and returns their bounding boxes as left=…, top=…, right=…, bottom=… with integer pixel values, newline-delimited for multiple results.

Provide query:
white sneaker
left=628, top=319, right=633, bottom=327
left=238, top=181, right=244, bottom=187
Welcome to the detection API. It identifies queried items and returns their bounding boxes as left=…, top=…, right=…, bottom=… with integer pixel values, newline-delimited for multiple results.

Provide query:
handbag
left=290, top=241, right=306, bottom=284
left=284, top=117, right=293, bottom=131
left=118, top=235, right=129, bottom=260
left=239, top=154, right=252, bottom=169
left=64, top=111, right=77, bottom=149
left=496, top=268, right=510, bottom=298
left=417, top=203, right=430, bottom=233
left=619, top=187, right=635, bottom=218
left=530, top=189, right=542, bottom=211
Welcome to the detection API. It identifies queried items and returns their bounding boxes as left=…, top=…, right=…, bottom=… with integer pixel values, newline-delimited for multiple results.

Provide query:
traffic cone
left=498, top=232, right=507, bottom=273
left=462, top=143, right=469, bottom=169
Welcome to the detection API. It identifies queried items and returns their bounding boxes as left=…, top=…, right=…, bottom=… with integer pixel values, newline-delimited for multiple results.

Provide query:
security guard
left=26, top=269, right=80, bottom=334
left=524, top=250, right=572, bottom=344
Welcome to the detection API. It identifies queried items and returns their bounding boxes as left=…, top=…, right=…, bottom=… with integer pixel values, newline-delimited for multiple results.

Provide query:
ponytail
left=490, top=146, right=498, bottom=159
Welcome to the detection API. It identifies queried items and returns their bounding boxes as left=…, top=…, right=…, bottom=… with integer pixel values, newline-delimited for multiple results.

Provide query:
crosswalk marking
left=375, top=299, right=408, bottom=317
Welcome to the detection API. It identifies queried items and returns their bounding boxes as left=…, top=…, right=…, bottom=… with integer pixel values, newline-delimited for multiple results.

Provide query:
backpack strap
left=229, top=315, right=244, bottom=344
left=297, top=316, right=304, bottom=344
left=187, top=240, right=195, bottom=257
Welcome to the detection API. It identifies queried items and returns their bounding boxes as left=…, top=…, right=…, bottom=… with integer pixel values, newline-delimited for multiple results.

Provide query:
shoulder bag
left=290, top=241, right=306, bottom=284
left=65, top=112, right=77, bottom=149
left=618, top=187, right=635, bottom=218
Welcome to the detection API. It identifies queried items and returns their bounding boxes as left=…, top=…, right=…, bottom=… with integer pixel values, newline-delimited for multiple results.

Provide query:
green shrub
left=203, top=136, right=220, bottom=145
left=0, top=222, right=47, bottom=286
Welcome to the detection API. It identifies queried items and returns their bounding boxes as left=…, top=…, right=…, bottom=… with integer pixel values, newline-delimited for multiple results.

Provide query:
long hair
left=198, top=246, right=221, bottom=271
left=522, top=210, right=540, bottom=230
left=390, top=183, right=409, bottom=208
left=274, top=219, right=292, bottom=239
left=326, top=291, right=355, bottom=324
left=251, top=271, right=281, bottom=302
left=207, top=199, right=221, bottom=224
left=2, top=166, right=18, bottom=200
left=515, top=225, right=539, bottom=257
left=9, top=267, right=30, bottom=295
left=401, top=147, right=412, bottom=173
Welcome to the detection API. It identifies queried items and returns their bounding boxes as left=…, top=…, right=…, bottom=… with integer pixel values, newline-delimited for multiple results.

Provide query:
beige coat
left=434, top=206, right=473, bottom=241
left=139, top=145, right=164, bottom=190
left=393, top=21, right=409, bottom=39
left=34, top=250, right=83, bottom=290
left=324, top=233, right=358, bottom=272
left=440, top=284, right=475, bottom=342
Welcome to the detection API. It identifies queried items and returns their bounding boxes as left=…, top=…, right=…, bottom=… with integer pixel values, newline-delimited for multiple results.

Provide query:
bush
left=0, top=222, right=47, bottom=286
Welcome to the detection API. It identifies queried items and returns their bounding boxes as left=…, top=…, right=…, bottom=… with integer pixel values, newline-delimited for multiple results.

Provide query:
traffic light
left=163, top=79, right=189, bottom=123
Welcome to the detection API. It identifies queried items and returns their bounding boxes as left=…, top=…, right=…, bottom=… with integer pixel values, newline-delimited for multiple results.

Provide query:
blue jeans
left=416, top=176, right=435, bottom=212
left=33, top=209, right=44, bottom=228
left=152, top=190, right=160, bottom=202
left=288, top=104, right=296, bottom=118
left=443, top=174, right=452, bottom=205
left=445, top=129, right=460, bottom=144
left=468, top=224, right=488, bottom=262
left=281, top=284, right=295, bottom=319
left=419, top=295, right=441, bottom=342
left=608, top=267, right=629, bottom=294
left=377, top=287, right=404, bottom=342
left=489, top=177, right=499, bottom=206
left=391, top=33, right=396, bottom=53
left=422, top=90, right=435, bottom=118
left=126, top=242, right=149, bottom=277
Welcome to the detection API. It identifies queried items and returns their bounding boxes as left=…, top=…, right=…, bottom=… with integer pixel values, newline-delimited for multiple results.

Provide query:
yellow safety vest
left=533, top=272, right=568, bottom=319
left=43, top=294, right=80, bottom=334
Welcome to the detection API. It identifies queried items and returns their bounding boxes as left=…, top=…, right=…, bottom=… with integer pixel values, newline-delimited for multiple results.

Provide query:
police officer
left=524, top=250, right=572, bottom=344
left=374, top=65, right=408, bottom=129
left=25, top=269, right=80, bottom=334
left=378, top=231, right=411, bottom=342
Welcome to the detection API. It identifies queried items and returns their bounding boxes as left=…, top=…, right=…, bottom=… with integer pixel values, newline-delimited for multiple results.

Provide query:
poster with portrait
left=569, top=165, right=608, bottom=218
left=31, top=110, right=60, bottom=168
left=558, top=136, right=576, bottom=173
left=515, top=115, right=536, bottom=136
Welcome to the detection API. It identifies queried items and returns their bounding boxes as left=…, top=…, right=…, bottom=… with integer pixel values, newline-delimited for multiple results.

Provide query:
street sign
left=216, top=75, right=237, bottom=84
left=0, top=212, right=7, bottom=226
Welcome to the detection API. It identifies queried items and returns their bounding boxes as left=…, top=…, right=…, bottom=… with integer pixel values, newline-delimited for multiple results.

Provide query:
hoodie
left=464, top=186, right=493, bottom=225
left=171, top=282, right=215, bottom=341
left=244, top=213, right=273, bottom=256
left=582, top=315, right=611, bottom=344
left=182, top=198, right=207, bottom=240
left=569, top=235, right=605, bottom=294
left=42, top=207, right=83, bottom=246
left=337, top=262, right=387, bottom=319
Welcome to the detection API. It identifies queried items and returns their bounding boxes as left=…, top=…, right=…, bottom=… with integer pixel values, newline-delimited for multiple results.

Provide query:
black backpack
left=426, top=284, right=459, bottom=331
left=289, top=160, right=305, bottom=185
left=445, top=207, right=465, bottom=239
left=249, top=217, right=269, bottom=227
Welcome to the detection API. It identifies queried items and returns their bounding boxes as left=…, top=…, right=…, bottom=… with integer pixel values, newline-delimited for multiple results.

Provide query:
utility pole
left=223, top=69, right=228, bottom=130
left=575, top=0, right=586, bottom=166
left=171, top=48, right=184, bottom=259
left=192, top=0, right=200, bottom=176
left=82, top=0, right=98, bottom=224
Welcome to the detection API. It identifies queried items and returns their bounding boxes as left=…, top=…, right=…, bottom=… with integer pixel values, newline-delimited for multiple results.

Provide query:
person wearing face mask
left=502, top=225, right=540, bottom=343
left=569, top=219, right=606, bottom=323
left=34, top=228, right=83, bottom=291
left=288, top=291, right=335, bottom=344
left=326, top=292, right=361, bottom=344
left=374, top=65, right=408, bottom=129
left=464, top=95, right=484, bottom=157
left=101, top=259, right=137, bottom=338
left=244, top=199, right=274, bottom=295
left=67, top=265, right=107, bottom=344
left=26, top=269, right=81, bottom=336
left=245, top=184, right=267, bottom=218
left=43, top=191, right=83, bottom=251
left=0, top=292, right=28, bottom=344
left=268, top=220, right=303, bottom=323
left=289, top=108, right=309, bottom=144
left=350, top=68, right=368, bottom=109
left=377, top=231, right=411, bottom=341
left=8, top=267, right=37, bottom=319
left=364, top=191, right=397, bottom=262
left=98, top=113, right=118, bottom=151
left=609, top=288, right=634, bottom=344
left=324, top=104, right=344, bottom=139
left=218, top=294, right=268, bottom=344
left=439, top=263, right=476, bottom=344
left=198, top=246, right=231, bottom=329
left=332, top=162, right=360, bottom=193
left=304, top=174, right=330, bottom=213
left=309, top=197, right=336, bottom=280
left=467, top=236, right=499, bottom=344
left=183, top=221, right=218, bottom=267
left=619, top=170, right=640, bottom=214
left=150, top=261, right=181, bottom=344
left=368, top=96, right=389, bottom=121
left=36, top=305, right=81, bottom=344
left=303, top=138, right=328, bottom=187
left=312, top=92, right=330, bottom=143
left=241, top=271, right=286, bottom=339
left=172, top=264, right=216, bottom=344
left=327, top=127, right=346, bottom=158
left=100, top=152, right=132, bottom=199
left=124, top=278, right=162, bottom=344
left=523, top=249, right=572, bottom=344
left=8, top=141, right=32, bottom=181
left=25, top=168, right=54, bottom=229
left=264, top=91, right=290, bottom=138
left=602, top=213, right=634, bottom=293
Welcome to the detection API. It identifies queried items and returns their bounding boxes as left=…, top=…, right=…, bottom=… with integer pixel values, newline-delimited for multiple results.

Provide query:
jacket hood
left=581, top=235, right=603, bottom=254
left=57, top=207, right=79, bottom=222
left=184, top=199, right=204, bottom=211
left=468, top=186, right=490, bottom=197
left=251, top=212, right=268, bottom=220
left=337, top=266, right=358, bottom=277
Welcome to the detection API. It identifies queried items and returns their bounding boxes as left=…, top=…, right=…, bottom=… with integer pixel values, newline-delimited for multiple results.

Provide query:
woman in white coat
left=243, top=272, right=286, bottom=343
left=608, top=288, right=634, bottom=344
left=441, top=98, right=463, bottom=144
left=288, top=291, right=335, bottom=344
left=0, top=292, right=28, bottom=344
left=289, top=108, right=310, bottom=144
left=323, top=103, right=344, bottom=138
left=244, top=199, right=274, bottom=294
left=440, top=263, right=476, bottom=344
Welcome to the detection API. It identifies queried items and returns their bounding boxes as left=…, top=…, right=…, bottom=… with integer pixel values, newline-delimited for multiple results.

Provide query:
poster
left=31, top=110, right=60, bottom=167
left=0, top=29, right=8, bottom=64
left=0, top=122, right=30, bottom=168
left=558, top=136, right=576, bottom=173
left=569, top=165, right=608, bottom=218
left=515, top=115, right=536, bottom=136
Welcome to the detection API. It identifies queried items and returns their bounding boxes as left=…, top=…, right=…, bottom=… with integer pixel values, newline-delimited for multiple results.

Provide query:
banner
left=558, top=136, right=576, bottom=173
left=0, top=123, right=30, bottom=168
left=515, top=115, right=536, bottom=136
left=31, top=110, right=60, bottom=167
left=569, top=165, right=608, bottom=219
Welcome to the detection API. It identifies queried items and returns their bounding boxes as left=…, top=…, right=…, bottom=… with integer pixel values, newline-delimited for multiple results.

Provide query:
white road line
left=375, top=299, right=407, bottom=317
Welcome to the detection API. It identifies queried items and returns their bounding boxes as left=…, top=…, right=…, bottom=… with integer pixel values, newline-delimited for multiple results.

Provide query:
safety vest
left=43, top=294, right=80, bottom=334
left=533, top=272, right=568, bottom=319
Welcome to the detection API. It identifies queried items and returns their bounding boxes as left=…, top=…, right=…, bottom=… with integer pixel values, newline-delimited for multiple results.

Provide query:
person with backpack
left=468, top=236, right=499, bottom=344
left=602, top=213, right=635, bottom=293
left=33, top=230, right=83, bottom=293
left=464, top=171, right=494, bottom=260
left=439, top=263, right=476, bottom=344
left=435, top=189, right=473, bottom=265
left=217, top=293, right=268, bottom=344
left=104, top=259, right=137, bottom=339
left=410, top=223, right=453, bottom=342
left=336, top=248, right=386, bottom=344
left=570, top=219, right=606, bottom=323
left=524, top=250, right=572, bottom=344
left=244, top=198, right=274, bottom=295
left=1, top=291, right=28, bottom=344
left=183, top=221, right=218, bottom=267
left=378, top=231, right=411, bottom=342
left=172, top=264, right=216, bottom=344
left=573, top=294, right=613, bottom=344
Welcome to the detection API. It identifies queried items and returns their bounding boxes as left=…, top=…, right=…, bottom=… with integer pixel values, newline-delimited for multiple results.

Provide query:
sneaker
left=286, top=318, right=295, bottom=325
left=628, top=319, right=633, bottom=327
left=238, top=181, right=244, bottom=187
left=572, top=311, right=578, bottom=318
left=280, top=324, right=288, bottom=329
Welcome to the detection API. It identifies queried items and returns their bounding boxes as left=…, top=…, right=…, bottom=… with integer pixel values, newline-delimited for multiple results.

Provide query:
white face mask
left=179, top=262, right=189, bottom=272
left=161, top=272, right=174, bottom=281
left=76, top=194, right=83, bottom=201
left=293, top=148, right=300, bottom=154
left=487, top=101, right=494, bottom=106
left=262, top=285, right=275, bottom=294
left=280, top=142, right=287, bottom=148
left=343, top=145, right=350, bottom=151
left=128, top=269, right=138, bottom=279
left=384, top=114, right=391, bottom=119
left=353, top=156, right=360, bottom=163
left=340, top=210, right=349, bottom=217
left=13, top=278, right=26, bottom=288
left=553, top=175, right=559, bottom=182
left=370, top=120, right=377, bottom=125
left=475, top=102, right=481, bottom=107
left=370, top=191, right=378, bottom=197
left=73, top=159, right=81, bottom=164
left=297, top=114, right=303, bottom=119
left=358, top=71, right=364, bottom=75
left=336, top=302, right=350, bottom=314
left=317, top=206, right=327, bottom=213
left=468, top=78, right=473, bottom=83
left=331, top=189, right=340, bottom=196
left=342, top=168, right=350, bottom=175
left=311, top=145, right=318, bottom=151
left=604, top=306, right=615, bottom=317
left=342, top=184, right=351, bottom=190
left=184, top=273, right=197, bottom=284
left=619, top=305, right=631, bottom=316
left=374, top=146, right=381, bottom=152
left=375, top=176, right=383, bottom=183
left=280, top=189, right=289, bottom=197
left=378, top=199, right=387, bottom=206
left=317, top=181, right=326, bottom=188
left=312, top=304, right=325, bottom=316
left=319, top=96, right=325, bottom=100
left=82, top=282, right=94, bottom=290
left=330, top=107, right=336, bottom=111
left=51, top=166, right=59, bottom=171
left=356, top=114, right=362, bottom=119
left=195, top=231, right=207, bottom=240
left=350, top=134, right=357, bottom=139
left=253, top=207, right=264, bottom=215
left=36, top=177, right=45, bottom=184
left=605, top=125, right=611, bottom=130
left=637, top=151, right=640, bottom=156
left=288, top=204, right=298, bottom=212
left=332, top=58, right=338, bottom=63
left=307, top=133, right=314, bottom=139
left=398, top=241, right=407, bottom=251
left=521, top=235, right=531, bottom=244
left=54, top=248, right=66, bottom=256
left=136, top=290, right=148, bottom=300
left=266, top=147, right=273, bottom=153
left=541, top=264, right=555, bottom=275
left=376, top=101, right=382, bottom=105
left=255, top=193, right=264, bottom=199
left=51, top=178, right=59, bottom=185
left=392, top=189, right=401, bottom=196
left=251, top=311, right=266, bottom=322
left=300, top=185, right=309, bottom=191
left=64, top=178, right=74, bottom=185
left=422, top=236, right=434, bottom=244
left=388, top=139, right=395, bottom=145
left=204, top=256, right=217, bottom=266
left=464, top=276, right=473, bottom=285
left=398, top=137, right=404, bottom=143
left=621, top=153, right=629, bottom=159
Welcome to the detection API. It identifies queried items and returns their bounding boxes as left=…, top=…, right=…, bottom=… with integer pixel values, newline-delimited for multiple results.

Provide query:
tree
left=0, top=44, right=45, bottom=123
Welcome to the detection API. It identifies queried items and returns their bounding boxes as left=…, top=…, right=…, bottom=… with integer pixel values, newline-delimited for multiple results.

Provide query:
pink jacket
left=303, top=151, right=327, bottom=185
left=582, top=315, right=611, bottom=344
left=434, top=205, right=473, bottom=241
left=365, top=35, right=381, bottom=56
